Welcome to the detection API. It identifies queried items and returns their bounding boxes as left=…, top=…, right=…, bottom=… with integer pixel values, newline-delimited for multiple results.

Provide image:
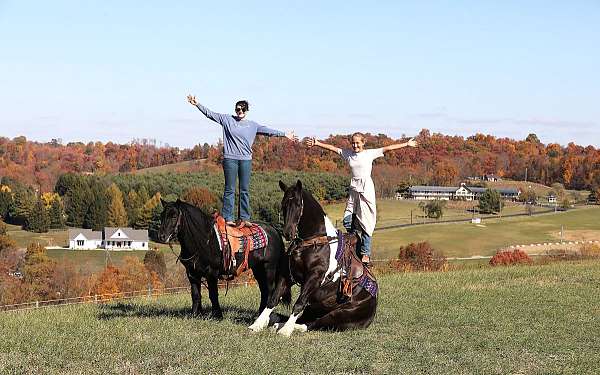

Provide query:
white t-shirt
left=338, top=148, right=384, bottom=192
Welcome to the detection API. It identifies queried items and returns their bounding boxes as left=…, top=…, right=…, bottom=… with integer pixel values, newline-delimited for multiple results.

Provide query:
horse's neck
left=298, top=194, right=327, bottom=238
left=178, top=207, right=216, bottom=256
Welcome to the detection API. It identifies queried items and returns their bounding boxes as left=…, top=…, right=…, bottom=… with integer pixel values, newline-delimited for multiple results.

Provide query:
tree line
left=2, top=130, right=600, bottom=197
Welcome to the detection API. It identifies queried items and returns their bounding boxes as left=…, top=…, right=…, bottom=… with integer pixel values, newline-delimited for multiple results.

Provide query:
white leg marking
left=322, top=216, right=339, bottom=285
left=248, top=307, right=273, bottom=332
left=278, top=312, right=302, bottom=337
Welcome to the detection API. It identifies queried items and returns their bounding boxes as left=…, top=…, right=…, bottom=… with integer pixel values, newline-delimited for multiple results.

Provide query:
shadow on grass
left=96, top=302, right=289, bottom=326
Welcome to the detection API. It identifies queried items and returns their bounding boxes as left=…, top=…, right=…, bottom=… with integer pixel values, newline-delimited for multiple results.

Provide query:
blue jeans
left=222, top=158, right=252, bottom=222
left=343, top=214, right=372, bottom=257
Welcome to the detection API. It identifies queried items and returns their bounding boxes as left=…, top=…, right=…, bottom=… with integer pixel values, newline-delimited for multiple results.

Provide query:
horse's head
left=157, top=199, right=182, bottom=243
left=279, top=180, right=304, bottom=241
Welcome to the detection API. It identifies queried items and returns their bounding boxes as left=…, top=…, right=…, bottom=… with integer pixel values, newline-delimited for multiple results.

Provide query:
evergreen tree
left=84, top=184, right=109, bottom=231
left=479, top=188, right=503, bottom=214
left=0, top=189, right=12, bottom=220
left=135, top=192, right=161, bottom=230
left=49, top=197, right=66, bottom=229
left=106, top=183, right=128, bottom=227
left=25, top=196, right=50, bottom=233
left=125, top=190, right=142, bottom=227
left=65, top=178, right=91, bottom=227
left=148, top=199, right=164, bottom=241
left=10, top=187, right=35, bottom=225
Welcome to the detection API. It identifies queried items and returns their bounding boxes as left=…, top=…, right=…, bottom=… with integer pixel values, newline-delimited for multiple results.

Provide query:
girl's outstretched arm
left=381, top=138, right=418, bottom=153
left=305, top=137, right=342, bottom=154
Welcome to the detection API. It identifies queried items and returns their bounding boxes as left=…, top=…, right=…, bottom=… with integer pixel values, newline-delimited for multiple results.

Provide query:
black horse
left=157, top=199, right=291, bottom=324
left=253, top=180, right=378, bottom=336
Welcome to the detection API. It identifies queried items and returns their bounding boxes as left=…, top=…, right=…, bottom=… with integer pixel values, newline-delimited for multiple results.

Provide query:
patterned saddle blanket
left=213, top=214, right=269, bottom=277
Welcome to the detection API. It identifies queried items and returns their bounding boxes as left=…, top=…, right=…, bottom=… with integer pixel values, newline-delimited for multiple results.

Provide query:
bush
left=388, top=242, right=447, bottom=272
left=580, top=243, right=600, bottom=258
left=489, top=249, right=533, bottom=266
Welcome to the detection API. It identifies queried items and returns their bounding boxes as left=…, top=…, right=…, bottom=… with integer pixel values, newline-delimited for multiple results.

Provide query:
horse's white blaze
left=278, top=312, right=302, bottom=337
left=322, top=216, right=339, bottom=285
left=248, top=307, right=273, bottom=332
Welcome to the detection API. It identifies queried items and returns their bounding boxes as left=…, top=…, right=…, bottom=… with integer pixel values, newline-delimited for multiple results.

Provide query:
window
left=77, top=240, right=84, bottom=246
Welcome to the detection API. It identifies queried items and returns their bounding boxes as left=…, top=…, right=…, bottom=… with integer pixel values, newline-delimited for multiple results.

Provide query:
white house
left=68, top=229, right=103, bottom=250
left=104, top=227, right=149, bottom=250
left=68, top=227, right=149, bottom=250
left=408, top=184, right=520, bottom=201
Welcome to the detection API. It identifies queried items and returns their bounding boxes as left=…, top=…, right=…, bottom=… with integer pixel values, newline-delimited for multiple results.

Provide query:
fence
left=0, top=280, right=256, bottom=313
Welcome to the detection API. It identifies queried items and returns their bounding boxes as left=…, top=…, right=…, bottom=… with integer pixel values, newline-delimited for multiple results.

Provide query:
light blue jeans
left=343, top=214, right=372, bottom=257
left=222, top=158, right=252, bottom=222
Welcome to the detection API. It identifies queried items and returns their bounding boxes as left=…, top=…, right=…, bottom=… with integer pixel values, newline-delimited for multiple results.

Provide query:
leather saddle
left=213, top=214, right=268, bottom=278
left=337, top=233, right=376, bottom=299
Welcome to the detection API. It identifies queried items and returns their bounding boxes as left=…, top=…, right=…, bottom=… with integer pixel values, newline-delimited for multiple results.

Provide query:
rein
left=166, top=206, right=209, bottom=267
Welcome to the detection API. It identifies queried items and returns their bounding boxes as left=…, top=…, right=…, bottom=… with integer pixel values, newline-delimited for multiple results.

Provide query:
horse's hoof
left=277, top=326, right=294, bottom=337
left=248, top=323, right=264, bottom=332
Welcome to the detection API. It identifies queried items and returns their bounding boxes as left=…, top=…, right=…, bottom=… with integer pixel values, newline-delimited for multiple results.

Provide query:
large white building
left=68, top=227, right=149, bottom=250
left=407, top=184, right=520, bottom=201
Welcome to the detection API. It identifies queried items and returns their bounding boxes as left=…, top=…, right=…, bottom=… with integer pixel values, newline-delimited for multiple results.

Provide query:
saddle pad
left=213, top=216, right=269, bottom=254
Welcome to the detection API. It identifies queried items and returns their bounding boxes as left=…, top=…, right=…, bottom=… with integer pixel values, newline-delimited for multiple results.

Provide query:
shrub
left=580, top=243, right=600, bottom=258
left=489, top=249, right=533, bottom=266
left=388, top=242, right=447, bottom=272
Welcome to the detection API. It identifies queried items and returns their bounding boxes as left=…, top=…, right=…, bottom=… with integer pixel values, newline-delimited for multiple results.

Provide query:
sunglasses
left=235, top=107, right=246, bottom=113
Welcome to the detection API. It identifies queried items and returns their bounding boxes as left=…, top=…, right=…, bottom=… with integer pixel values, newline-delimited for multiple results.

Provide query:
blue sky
left=1, top=1, right=599, bottom=148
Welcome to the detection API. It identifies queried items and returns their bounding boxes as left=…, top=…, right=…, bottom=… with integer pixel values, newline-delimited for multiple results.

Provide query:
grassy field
left=1, top=260, right=599, bottom=374
left=5, top=223, right=68, bottom=249
left=371, top=206, right=600, bottom=259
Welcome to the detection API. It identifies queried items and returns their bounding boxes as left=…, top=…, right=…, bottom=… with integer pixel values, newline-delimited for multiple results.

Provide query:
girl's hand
left=304, top=137, right=316, bottom=148
left=187, top=95, right=198, bottom=106
left=285, top=131, right=299, bottom=142
left=406, top=138, right=418, bottom=147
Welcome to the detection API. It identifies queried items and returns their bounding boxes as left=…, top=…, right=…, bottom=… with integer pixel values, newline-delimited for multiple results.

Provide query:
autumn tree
left=182, top=186, right=218, bottom=212
left=143, top=249, right=167, bottom=282
left=135, top=192, right=161, bottom=230
left=22, top=242, right=57, bottom=300
left=125, top=190, right=143, bottom=227
left=106, top=183, right=128, bottom=227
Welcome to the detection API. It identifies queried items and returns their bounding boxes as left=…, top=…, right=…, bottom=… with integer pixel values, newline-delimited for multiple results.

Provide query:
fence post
left=94, top=294, right=98, bottom=303
left=35, top=301, right=39, bottom=309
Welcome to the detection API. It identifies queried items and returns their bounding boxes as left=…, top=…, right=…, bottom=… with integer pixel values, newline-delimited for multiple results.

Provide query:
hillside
left=130, top=159, right=209, bottom=175
left=2, top=261, right=599, bottom=374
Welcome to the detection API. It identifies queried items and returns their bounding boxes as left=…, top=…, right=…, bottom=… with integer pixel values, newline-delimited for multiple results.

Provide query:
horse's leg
left=252, top=265, right=269, bottom=313
left=307, top=293, right=377, bottom=331
left=277, top=276, right=321, bottom=337
left=206, top=275, right=223, bottom=319
left=190, top=279, right=202, bottom=317
left=249, top=271, right=291, bottom=332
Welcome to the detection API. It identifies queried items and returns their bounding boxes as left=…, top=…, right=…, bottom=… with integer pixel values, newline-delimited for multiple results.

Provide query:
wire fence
left=0, top=280, right=256, bottom=313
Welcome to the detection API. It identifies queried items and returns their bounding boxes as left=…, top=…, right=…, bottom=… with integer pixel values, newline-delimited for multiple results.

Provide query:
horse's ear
left=295, top=179, right=302, bottom=191
left=160, top=198, right=167, bottom=206
left=279, top=180, right=287, bottom=192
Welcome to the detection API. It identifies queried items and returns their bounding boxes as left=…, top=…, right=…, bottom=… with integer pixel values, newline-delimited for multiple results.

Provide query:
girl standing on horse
left=305, top=133, right=417, bottom=264
left=188, top=95, right=297, bottom=226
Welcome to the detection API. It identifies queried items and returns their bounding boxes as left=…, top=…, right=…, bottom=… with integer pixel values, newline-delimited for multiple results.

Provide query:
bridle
left=165, top=207, right=204, bottom=265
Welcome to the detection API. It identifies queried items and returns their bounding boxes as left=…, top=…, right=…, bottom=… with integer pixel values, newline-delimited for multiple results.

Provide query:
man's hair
left=235, top=100, right=249, bottom=112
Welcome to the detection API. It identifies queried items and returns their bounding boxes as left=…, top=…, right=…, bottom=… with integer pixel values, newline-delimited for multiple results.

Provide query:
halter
left=166, top=207, right=205, bottom=266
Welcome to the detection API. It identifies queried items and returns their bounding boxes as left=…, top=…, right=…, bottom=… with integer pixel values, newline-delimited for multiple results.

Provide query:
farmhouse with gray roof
left=68, top=227, right=149, bottom=250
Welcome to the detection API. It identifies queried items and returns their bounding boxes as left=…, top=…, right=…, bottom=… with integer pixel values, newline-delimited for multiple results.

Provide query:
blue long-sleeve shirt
left=195, top=103, right=285, bottom=160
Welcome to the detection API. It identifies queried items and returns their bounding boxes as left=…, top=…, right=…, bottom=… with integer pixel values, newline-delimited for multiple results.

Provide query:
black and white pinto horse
left=249, top=180, right=378, bottom=336
left=157, top=199, right=290, bottom=323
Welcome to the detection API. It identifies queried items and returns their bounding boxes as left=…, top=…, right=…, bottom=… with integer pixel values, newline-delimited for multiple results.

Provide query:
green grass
left=5, top=223, right=68, bottom=249
left=371, top=206, right=600, bottom=259
left=1, top=260, right=599, bottom=374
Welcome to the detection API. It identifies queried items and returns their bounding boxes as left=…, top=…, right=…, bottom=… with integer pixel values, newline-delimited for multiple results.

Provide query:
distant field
left=1, top=260, right=599, bottom=374
left=370, top=206, right=600, bottom=259
left=5, top=223, right=68, bottom=249
left=324, top=198, right=550, bottom=228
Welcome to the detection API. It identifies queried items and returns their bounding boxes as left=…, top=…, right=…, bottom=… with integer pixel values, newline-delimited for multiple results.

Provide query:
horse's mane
left=301, top=189, right=326, bottom=217
left=176, top=200, right=215, bottom=254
